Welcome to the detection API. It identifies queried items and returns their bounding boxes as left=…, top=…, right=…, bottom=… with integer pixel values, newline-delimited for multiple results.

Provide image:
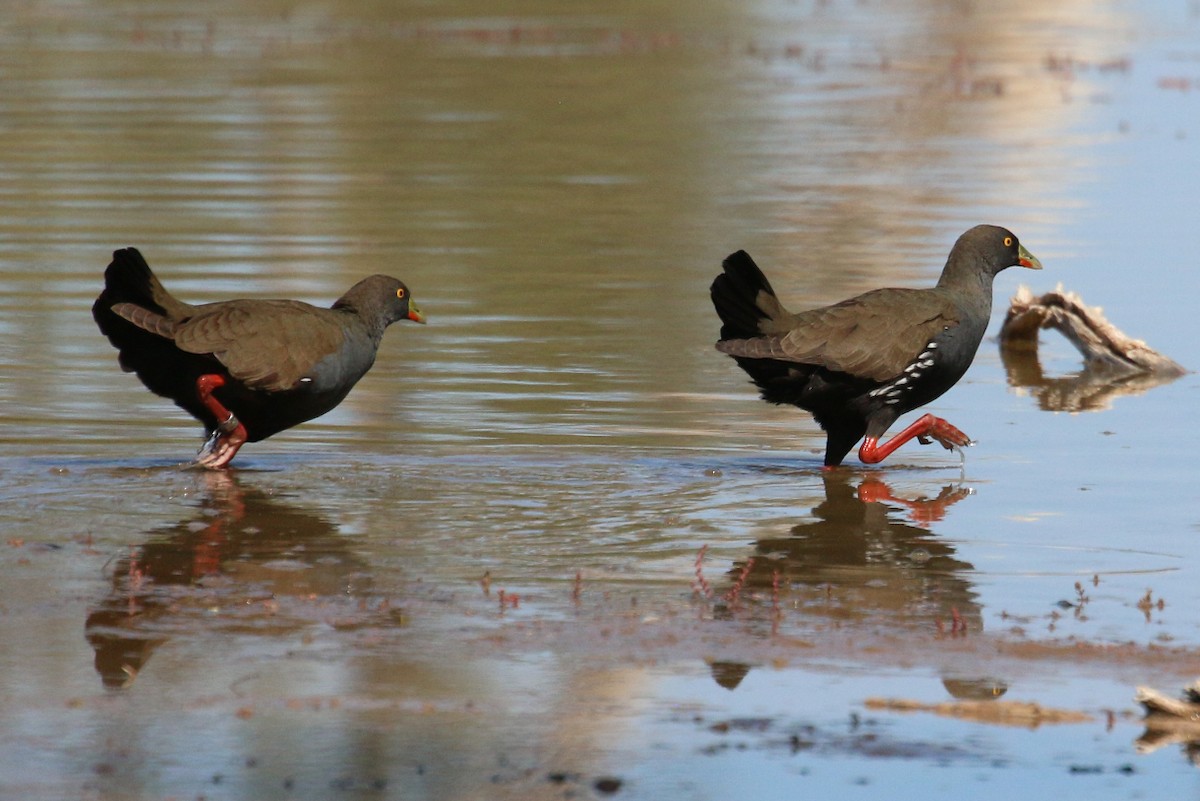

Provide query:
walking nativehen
left=93, top=247, right=425, bottom=468
left=710, top=225, right=1042, bottom=467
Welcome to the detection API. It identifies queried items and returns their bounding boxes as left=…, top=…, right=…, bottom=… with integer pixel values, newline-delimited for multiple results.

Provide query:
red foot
left=193, top=374, right=247, bottom=469
left=858, top=413, right=973, bottom=465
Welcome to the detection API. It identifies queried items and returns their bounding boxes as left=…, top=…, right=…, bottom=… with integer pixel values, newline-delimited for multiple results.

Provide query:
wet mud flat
left=2, top=0, right=1199, bottom=797
left=3, top=446, right=1200, bottom=800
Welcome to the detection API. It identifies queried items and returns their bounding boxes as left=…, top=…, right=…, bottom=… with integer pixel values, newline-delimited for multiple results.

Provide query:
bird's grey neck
left=935, top=261, right=998, bottom=322
left=936, top=259, right=996, bottom=295
left=334, top=302, right=389, bottom=343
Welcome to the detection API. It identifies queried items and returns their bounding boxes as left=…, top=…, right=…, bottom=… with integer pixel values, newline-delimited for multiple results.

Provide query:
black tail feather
left=94, top=248, right=168, bottom=318
left=92, top=248, right=216, bottom=431
left=710, top=250, right=781, bottom=341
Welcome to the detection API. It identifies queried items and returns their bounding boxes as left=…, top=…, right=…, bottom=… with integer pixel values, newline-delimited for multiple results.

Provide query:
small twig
left=1136, top=588, right=1164, bottom=621
left=1071, top=581, right=1090, bottom=618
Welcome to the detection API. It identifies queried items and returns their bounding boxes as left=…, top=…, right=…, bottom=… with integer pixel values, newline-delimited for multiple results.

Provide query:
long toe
left=928, top=417, right=971, bottom=450
left=195, top=441, right=236, bottom=469
left=194, top=431, right=221, bottom=465
left=193, top=430, right=244, bottom=469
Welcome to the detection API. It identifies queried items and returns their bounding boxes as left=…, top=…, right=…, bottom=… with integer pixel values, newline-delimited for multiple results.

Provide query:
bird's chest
left=297, top=336, right=377, bottom=398
left=864, top=326, right=978, bottom=411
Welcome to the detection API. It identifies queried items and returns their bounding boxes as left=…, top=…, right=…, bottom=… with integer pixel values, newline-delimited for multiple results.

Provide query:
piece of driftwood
left=1000, top=285, right=1186, bottom=376
left=999, top=285, right=1186, bottom=412
left=864, top=697, right=1092, bottom=727
left=1136, top=684, right=1200, bottom=719
left=1134, top=683, right=1200, bottom=756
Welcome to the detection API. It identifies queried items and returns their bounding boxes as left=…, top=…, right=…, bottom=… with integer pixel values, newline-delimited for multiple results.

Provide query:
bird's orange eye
left=396, top=288, right=406, bottom=300
left=1003, top=236, right=1013, bottom=247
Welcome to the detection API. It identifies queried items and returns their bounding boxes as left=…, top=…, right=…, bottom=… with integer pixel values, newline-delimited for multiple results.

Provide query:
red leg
left=858, top=413, right=973, bottom=465
left=193, top=374, right=247, bottom=469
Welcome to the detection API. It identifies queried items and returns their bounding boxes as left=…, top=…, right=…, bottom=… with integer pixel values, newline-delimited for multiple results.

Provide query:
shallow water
left=2, top=0, right=1200, bottom=798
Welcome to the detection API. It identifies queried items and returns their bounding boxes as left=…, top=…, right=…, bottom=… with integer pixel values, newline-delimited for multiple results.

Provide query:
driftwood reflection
left=84, top=472, right=374, bottom=689
left=999, top=285, right=1185, bottom=412
left=1000, top=345, right=1183, bottom=413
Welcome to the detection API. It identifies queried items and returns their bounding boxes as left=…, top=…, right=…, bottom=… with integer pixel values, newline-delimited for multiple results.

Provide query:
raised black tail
left=92, top=248, right=213, bottom=427
left=93, top=248, right=174, bottom=322
left=709, top=250, right=790, bottom=341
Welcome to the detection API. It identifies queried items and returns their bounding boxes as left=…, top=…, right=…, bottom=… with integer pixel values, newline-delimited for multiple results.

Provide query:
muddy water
left=2, top=1, right=1200, bottom=798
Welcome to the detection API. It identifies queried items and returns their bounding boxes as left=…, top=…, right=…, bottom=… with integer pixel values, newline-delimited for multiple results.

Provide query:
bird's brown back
left=172, top=300, right=352, bottom=393
left=717, top=287, right=961, bottom=382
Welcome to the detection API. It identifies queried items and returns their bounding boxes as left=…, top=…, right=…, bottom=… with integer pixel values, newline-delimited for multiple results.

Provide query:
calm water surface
left=1, top=0, right=1199, bottom=798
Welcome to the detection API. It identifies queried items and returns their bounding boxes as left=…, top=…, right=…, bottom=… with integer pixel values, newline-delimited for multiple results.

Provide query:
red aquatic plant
left=497, top=589, right=520, bottom=612
left=723, top=558, right=755, bottom=606
left=692, top=544, right=713, bottom=600
left=771, top=569, right=782, bottom=636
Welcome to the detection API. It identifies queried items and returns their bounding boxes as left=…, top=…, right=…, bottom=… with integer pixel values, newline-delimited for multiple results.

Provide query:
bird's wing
left=110, top=302, right=178, bottom=339
left=718, top=288, right=959, bottom=382
left=173, top=300, right=348, bottom=392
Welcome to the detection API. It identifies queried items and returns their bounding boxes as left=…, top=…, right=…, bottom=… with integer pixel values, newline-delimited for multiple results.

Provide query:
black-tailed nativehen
left=711, top=225, right=1042, bottom=467
left=94, top=248, right=425, bottom=468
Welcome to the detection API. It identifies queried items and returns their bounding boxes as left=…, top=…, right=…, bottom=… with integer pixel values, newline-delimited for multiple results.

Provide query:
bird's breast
left=864, top=332, right=972, bottom=411
left=298, top=334, right=377, bottom=395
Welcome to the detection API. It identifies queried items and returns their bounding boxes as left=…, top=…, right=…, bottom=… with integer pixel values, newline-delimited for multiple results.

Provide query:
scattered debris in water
left=1137, top=588, right=1166, bottom=622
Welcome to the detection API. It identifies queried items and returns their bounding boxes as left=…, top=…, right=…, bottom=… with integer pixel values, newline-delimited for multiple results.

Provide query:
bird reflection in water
left=84, top=471, right=375, bottom=689
left=712, top=470, right=1005, bottom=698
left=731, top=469, right=976, bottom=604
